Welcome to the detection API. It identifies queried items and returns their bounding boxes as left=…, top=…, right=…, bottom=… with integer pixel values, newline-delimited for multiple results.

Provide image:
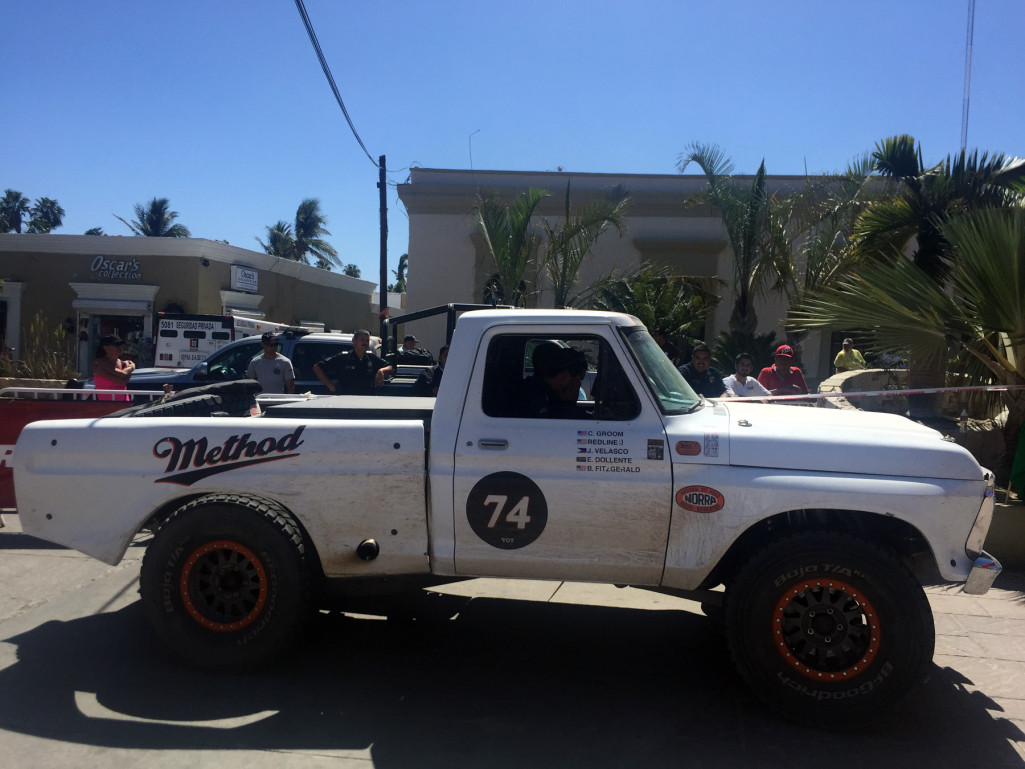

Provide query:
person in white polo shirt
left=722, top=352, right=771, bottom=398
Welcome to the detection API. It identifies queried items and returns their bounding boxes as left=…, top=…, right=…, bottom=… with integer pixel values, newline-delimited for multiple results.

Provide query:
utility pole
left=378, top=154, right=388, bottom=343
left=961, top=0, right=975, bottom=152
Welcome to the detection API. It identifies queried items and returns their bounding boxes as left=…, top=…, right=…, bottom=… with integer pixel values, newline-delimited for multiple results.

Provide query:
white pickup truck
left=12, top=309, right=1001, bottom=725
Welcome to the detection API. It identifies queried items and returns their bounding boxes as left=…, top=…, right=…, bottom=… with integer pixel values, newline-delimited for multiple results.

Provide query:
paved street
left=2, top=510, right=1025, bottom=768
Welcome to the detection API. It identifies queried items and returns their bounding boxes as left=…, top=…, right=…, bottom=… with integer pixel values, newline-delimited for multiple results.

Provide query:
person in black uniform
left=313, top=329, right=393, bottom=395
left=412, top=345, right=448, bottom=397
left=677, top=343, right=726, bottom=398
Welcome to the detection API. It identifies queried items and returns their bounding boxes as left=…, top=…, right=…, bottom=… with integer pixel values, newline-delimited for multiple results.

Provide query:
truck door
left=452, top=328, right=673, bottom=585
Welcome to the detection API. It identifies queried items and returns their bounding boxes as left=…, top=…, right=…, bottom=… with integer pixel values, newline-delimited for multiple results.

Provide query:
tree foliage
left=474, top=187, right=547, bottom=307
left=679, top=143, right=785, bottom=334
left=853, top=135, right=1025, bottom=284
left=584, top=263, right=719, bottom=349
left=790, top=206, right=1025, bottom=478
left=0, top=189, right=31, bottom=233
left=257, top=199, right=338, bottom=269
left=388, top=253, right=408, bottom=293
left=116, top=197, right=191, bottom=237
left=26, top=197, right=65, bottom=233
left=541, top=182, right=629, bottom=308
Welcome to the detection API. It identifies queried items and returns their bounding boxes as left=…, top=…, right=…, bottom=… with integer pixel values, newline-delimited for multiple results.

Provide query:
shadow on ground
left=0, top=593, right=1022, bottom=768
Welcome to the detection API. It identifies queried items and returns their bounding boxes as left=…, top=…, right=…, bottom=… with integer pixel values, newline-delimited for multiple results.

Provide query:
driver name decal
left=676, top=485, right=725, bottom=513
left=153, top=426, right=306, bottom=486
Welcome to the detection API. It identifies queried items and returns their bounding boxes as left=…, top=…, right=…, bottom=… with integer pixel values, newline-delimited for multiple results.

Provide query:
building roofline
left=0, top=234, right=376, bottom=294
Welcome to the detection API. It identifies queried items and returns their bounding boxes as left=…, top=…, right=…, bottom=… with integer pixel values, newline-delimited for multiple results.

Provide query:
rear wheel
left=140, top=494, right=312, bottom=668
left=724, top=532, right=934, bottom=726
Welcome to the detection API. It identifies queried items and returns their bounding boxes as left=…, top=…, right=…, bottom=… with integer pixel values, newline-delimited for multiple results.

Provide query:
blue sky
left=5, top=0, right=1024, bottom=289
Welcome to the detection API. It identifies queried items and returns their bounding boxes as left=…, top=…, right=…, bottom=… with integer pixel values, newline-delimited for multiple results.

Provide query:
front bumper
left=964, top=551, right=1002, bottom=595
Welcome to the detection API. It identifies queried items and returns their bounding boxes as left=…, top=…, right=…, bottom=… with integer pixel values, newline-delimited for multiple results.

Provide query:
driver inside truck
left=519, top=342, right=590, bottom=419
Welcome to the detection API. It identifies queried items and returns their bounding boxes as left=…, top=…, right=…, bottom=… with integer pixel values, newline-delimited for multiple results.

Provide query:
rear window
left=291, top=340, right=354, bottom=381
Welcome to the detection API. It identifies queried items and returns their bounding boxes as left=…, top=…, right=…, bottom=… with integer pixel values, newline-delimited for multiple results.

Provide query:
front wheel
left=140, top=494, right=312, bottom=668
left=724, top=532, right=934, bottom=726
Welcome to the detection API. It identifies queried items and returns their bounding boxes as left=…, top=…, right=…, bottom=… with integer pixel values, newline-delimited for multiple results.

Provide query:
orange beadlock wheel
left=772, top=578, right=882, bottom=681
left=179, top=540, right=269, bottom=632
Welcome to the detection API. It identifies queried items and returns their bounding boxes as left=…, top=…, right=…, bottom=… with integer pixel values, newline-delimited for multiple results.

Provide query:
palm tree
left=293, top=198, right=339, bottom=268
left=678, top=144, right=784, bottom=335
left=115, top=197, right=191, bottom=237
left=849, top=135, right=1025, bottom=415
left=776, top=155, right=879, bottom=310
left=257, top=221, right=296, bottom=259
left=257, top=200, right=339, bottom=268
left=0, top=189, right=31, bottom=233
left=27, top=197, right=65, bottom=233
left=541, top=182, right=630, bottom=308
left=790, top=206, right=1025, bottom=482
left=854, top=135, right=1025, bottom=282
left=388, top=253, right=408, bottom=293
left=474, top=187, right=547, bottom=307
left=84, top=227, right=105, bottom=236
left=342, top=264, right=361, bottom=278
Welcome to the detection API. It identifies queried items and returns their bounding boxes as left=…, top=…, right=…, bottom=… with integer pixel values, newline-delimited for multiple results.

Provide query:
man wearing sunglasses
left=246, top=332, right=295, bottom=394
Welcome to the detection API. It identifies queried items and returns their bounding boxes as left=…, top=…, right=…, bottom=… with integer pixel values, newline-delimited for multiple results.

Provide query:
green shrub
left=0, top=312, right=80, bottom=380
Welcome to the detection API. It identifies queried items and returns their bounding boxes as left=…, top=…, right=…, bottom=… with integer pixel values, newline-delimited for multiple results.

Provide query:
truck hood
left=667, top=400, right=986, bottom=481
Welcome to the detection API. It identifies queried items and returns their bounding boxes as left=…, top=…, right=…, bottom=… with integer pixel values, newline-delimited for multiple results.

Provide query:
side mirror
left=193, top=362, right=211, bottom=380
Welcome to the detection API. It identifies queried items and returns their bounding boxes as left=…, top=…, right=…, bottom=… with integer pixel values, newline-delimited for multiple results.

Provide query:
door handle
left=477, top=438, right=508, bottom=449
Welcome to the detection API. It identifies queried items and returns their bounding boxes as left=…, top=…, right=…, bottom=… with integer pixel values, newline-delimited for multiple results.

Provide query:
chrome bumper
left=964, top=551, right=1002, bottom=595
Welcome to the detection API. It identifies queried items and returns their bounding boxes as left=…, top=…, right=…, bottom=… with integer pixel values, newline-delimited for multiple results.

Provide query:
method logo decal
left=153, top=426, right=306, bottom=486
left=676, top=485, right=725, bottom=513
left=675, top=440, right=702, bottom=456
left=466, top=471, right=548, bottom=550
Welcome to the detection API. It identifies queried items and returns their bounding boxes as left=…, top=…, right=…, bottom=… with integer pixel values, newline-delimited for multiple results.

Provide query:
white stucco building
left=397, top=167, right=834, bottom=380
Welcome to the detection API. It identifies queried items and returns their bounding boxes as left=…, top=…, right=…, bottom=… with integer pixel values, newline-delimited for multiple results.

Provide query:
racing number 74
left=466, top=472, right=548, bottom=550
left=483, top=494, right=531, bottom=530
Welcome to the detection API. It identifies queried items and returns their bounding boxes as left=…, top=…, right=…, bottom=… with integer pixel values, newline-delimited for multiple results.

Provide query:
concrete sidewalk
left=2, top=512, right=1025, bottom=768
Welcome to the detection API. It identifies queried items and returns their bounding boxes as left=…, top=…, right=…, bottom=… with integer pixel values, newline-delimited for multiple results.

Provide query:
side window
left=291, top=341, right=353, bottom=381
left=208, top=341, right=261, bottom=380
left=482, top=334, right=640, bottom=421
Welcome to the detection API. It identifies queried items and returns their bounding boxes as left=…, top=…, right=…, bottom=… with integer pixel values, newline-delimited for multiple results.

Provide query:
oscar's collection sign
left=90, top=255, right=142, bottom=280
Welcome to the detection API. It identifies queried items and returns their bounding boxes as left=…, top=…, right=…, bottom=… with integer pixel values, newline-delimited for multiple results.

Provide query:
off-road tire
left=724, top=532, right=934, bottom=727
left=112, top=380, right=260, bottom=419
left=140, top=493, right=312, bottom=668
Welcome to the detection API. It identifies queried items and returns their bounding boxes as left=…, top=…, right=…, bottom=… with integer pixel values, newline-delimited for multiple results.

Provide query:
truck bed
left=262, top=394, right=436, bottom=425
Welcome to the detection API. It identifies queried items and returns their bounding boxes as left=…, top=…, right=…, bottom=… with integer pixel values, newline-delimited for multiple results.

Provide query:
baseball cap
left=261, top=332, right=279, bottom=345
left=100, top=334, right=124, bottom=347
left=403, top=334, right=417, bottom=342
left=843, top=338, right=854, bottom=345
left=552, top=347, right=587, bottom=375
left=775, top=344, right=794, bottom=358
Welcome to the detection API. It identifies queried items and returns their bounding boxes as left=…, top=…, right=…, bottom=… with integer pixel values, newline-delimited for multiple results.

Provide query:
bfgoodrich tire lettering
left=724, top=532, right=934, bottom=726
left=140, top=494, right=312, bottom=668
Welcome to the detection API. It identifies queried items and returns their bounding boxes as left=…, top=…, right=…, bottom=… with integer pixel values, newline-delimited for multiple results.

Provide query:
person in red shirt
left=757, top=344, right=809, bottom=396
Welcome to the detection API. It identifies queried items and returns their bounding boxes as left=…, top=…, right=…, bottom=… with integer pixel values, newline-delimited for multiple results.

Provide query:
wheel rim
left=180, top=540, right=268, bottom=632
left=772, top=579, right=881, bottom=681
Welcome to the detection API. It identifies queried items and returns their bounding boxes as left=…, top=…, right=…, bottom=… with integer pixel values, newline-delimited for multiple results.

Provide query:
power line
left=293, top=0, right=377, bottom=168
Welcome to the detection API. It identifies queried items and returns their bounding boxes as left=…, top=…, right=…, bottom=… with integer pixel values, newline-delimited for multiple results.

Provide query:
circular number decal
left=466, top=472, right=548, bottom=549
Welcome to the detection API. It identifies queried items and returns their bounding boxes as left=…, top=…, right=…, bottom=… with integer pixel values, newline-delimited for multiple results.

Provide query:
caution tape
left=749, top=383, right=1025, bottom=403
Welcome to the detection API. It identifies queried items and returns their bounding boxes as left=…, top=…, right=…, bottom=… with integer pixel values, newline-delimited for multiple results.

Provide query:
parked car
left=123, top=332, right=371, bottom=394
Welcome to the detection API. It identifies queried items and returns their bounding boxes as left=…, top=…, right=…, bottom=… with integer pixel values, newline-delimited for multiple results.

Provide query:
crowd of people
left=667, top=332, right=867, bottom=402
left=99, top=319, right=866, bottom=407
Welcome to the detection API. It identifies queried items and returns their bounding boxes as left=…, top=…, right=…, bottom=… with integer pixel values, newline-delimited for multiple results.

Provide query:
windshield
left=621, top=326, right=701, bottom=415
